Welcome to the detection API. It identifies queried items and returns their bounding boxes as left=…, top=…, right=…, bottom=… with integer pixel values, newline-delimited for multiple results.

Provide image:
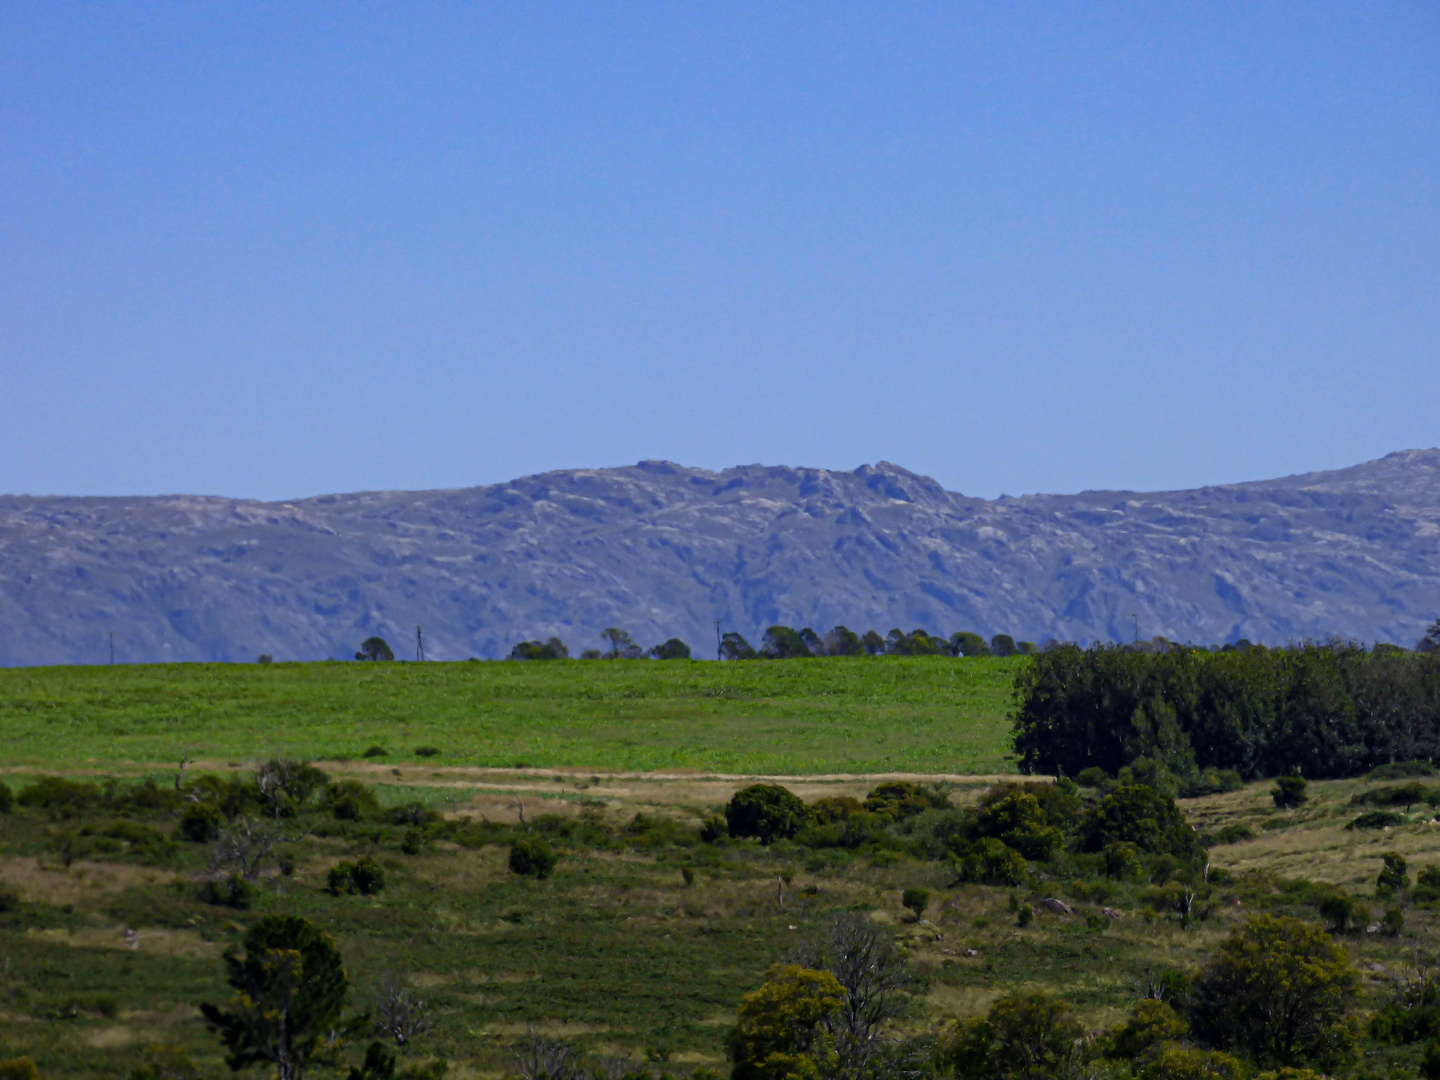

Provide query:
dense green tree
left=650, top=638, right=692, bottom=660
left=355, top=637, right=394, bottom=662
left=862, top=781, right=946, bottom=821
left=726, top=784, right=807, bottom=844
left=969, top=789, right=1064, bottom=860
left=947, top=992, right=1083, bottom=1079
left=509, top=837, right=557, bottom=878
left=823, top=626, right=865, bottom=657
left=990, top=634, right=1017, bottom=658
left=950, top=632, right=991, bottom=658
left=1189, top=915, right=1360, bottom=1068
left=1080, top=784, right=1204, bottom=863
left=721, top=632, right=758, bottom=660
left=860, top=630, right=886, bottom=656
left=509, top=637, right=569, bottom=660
left=762, top=626, right=815, bottom=659
left=728, top=965, right=845, bottom=1080
left=200, top=916, right=350, bottom=1080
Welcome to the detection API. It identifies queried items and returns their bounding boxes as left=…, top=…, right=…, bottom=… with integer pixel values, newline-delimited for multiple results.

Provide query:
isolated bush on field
left=1272, top=775, right=1308, bottom=808
left=509, top=837, right=557, bottom=879
left=328, top=857, right=385, bottom=896
left=254, top=760, right=330, bottom=819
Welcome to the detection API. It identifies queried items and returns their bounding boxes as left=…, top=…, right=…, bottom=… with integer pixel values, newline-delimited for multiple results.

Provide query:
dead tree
left=373, top=972, right=434, bottom=1047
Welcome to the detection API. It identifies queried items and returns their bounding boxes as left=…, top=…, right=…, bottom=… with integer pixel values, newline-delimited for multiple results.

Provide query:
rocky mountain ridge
left=2, top=450, right=1438, bottom=665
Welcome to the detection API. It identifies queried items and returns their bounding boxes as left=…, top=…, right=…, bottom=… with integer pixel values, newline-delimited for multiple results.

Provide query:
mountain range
left=2, top=450, right=1439, bottom=666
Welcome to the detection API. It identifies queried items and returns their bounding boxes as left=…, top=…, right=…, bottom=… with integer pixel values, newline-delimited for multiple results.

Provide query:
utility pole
left=416, top=625, right=425, bottom=662
left=1131, top=613, right=1139, bottom=643
left=109, top=631, right=114, bottom=665
left=715, top=621, right=722, bottom=660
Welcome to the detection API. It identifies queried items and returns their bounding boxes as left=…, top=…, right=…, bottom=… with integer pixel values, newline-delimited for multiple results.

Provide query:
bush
left=1317, top=893, right=1366, bottom=935
left=1103, top=842, right=1143, bottom=880
left=1138, top=1046, right=1245, bottom=1080
left=179, top=803, right=224, bottom=843
left=198, top=873, right=258, bottom=909
left=509, top=837, right=557, bottom=879
left=0, top=885, right=21, bottom=913
left=414, top=746, right=441, bottom=758
left=1076, top=767, right=1109, bottom=787
left=725, top=785, right=807, bottom=844
left=807, top=796, right=864, bottom=825
left=953, top=838, right=1028, bottom=886
left=322, top=780, right=380, bottom=822
left=327, top=857, right=385, bottom=896
left=390, top=802, right=438, bottom=827
left=699, top=815, right=727, bottom=843
left=728, top=964, right=844, bottom=1080
left=862, top=781, right=946, bottom=821
left=1190, top=915, right=1360, bottom=1067
left=970, top=788, right=1066, bottom=860
left=362, top=745, right=387, bottom=758
left=1110, top=998, right=1188, bottom=1060
left=1378, top=851, right=1411, bottom=893
left=0, top=1058, right=38, bottom=1080
left=1368, top=760, right=1437, bottom=780
left=0, top=782, right=11, bottom=815
left=1347, top=810, right=1405, bottom=830
left=18, top=776, right=103, bottom=817
left=1081, top=784, right=1205, bottom=863
left=1205, top=824, right=1256, bottom=846
left=901, top=887, right=930, bottom=919
left=947, top=992, right=1081, bottom=1077
left=1273, top=775, right=1308, bottom=808
left=1383, top=905, right=1405, bottom=936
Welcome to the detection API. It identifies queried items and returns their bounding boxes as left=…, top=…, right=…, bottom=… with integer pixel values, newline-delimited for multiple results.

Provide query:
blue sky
left=2, top=3, right=1437, bottom=500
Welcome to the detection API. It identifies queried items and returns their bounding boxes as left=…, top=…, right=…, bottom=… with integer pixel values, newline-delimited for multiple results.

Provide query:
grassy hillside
left=0, top=656, right=1023, bottom=774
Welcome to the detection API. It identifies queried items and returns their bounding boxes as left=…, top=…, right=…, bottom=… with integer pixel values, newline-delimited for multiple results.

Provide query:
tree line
left=502, top=626, right=1038, bottom=662
left=1012, top=632, right=1440, bottom=784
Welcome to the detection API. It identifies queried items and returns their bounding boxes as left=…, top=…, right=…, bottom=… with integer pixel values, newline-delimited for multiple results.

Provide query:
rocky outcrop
left=1, top=450, right=1438, bottom=665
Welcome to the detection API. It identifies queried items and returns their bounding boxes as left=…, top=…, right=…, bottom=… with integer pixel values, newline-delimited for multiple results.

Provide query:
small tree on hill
left=990, top=634, right=1017, bottom=657
left=947, top=992, right=1084, bottom=1079
left=861, top=630, right=885, bottom=655
left=601, top=628, right=644, bottom=659
left=720, top=632, right=758, bottom=660
left=650, top=638, right=692, bottom=660
left=201, top=916, right=350, bottom=1080
left=950, top=632, right=992, bottom=658
left=355, top=637, right=394, bottom=662
left=762, top=626, right=814, bottom=659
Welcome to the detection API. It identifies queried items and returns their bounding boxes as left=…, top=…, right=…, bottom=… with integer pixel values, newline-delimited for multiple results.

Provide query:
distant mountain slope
left=2, top=451, right=1439, bottom=665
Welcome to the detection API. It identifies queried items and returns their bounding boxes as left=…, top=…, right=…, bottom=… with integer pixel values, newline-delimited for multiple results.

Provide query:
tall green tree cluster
left=1012, top=641, right=1440, bottom=781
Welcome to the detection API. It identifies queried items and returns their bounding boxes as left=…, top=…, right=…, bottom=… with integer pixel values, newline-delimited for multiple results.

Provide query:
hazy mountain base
left=2, top=450, right=1439, bottom=665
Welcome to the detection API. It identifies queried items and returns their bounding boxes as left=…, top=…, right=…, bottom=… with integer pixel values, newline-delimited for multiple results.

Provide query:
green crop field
left=0, top=656, right=1024, bottom=775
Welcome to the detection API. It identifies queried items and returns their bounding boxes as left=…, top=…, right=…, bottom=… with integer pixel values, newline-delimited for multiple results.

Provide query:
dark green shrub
left=179, top=803, right=224, bottom=843
left=1347, top=811, right=1405, bottom=830
left=400, top=830, right=423, bottom=855
left=862, top=781, right=947, bottom=821
left=322, top=780, right=380, bottom=821
left=1378, top=851, right=1411, bottom=893
left=1075, top=767, right=1109, bottom=787
left=1383, top=906, right=1405, bottom=936
left=650, top=638, right=692, bottom=660
left=18, top=776, right=103, bottom=817
left=326, top=857, right=383, bottom=895
left=901, top=887, right=930, bottom=920
left=1352, top=782, right=1432, bottom=808
left=198, top=873, right=258, bottom=909
left=414, top=746, right=441, bottom=758
left=0, top=782, right=12, bottom=815
left=1368, top=761, right=1436, bottom=780
left=953, top=838, right=1028, bottom=886
left=0, top=885, right=20, bottom=913
left=725, top=784, right=806, bottom=844
left=509, top=837, right=557, bottom=879
left=362, top=745, right=387, bottom=759
left=681, top=866, right=695, bottom=886
left=1205, top=823, right=1256, bottom=846
left=1318, top=893, right=1364, bottom=934
left=1080, top=784, right=1205, bottom=863
left=1103, top=842, right=1142, bottom=880
left=1272, top=775, right=1308, bottom=808
left=699, top=815, right=727, bottom=843
left=1016, top=903, right=1033, bottom=928
left=390, top=802, right=439, bottom=827
left=807, top=796, right=864, bottom=824
left=970, top=787, right=1066, bottom=860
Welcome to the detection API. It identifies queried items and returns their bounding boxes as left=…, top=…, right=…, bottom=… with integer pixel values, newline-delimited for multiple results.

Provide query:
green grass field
left=0, top=656, right=1023, bottom=774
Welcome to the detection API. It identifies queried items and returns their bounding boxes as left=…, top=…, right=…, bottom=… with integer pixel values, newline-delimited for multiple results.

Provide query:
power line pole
left=416, top=625, right=425, bottom=662
left=1131, top=613, right=1139, bottom=643
left=715, top=621, right=722, bottom=660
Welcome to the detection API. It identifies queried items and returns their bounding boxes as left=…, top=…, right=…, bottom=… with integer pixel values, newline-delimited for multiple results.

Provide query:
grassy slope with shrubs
left=2, top=761, right=1439, bottom=1078
left=0, top=656, right=1022, bottom=774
